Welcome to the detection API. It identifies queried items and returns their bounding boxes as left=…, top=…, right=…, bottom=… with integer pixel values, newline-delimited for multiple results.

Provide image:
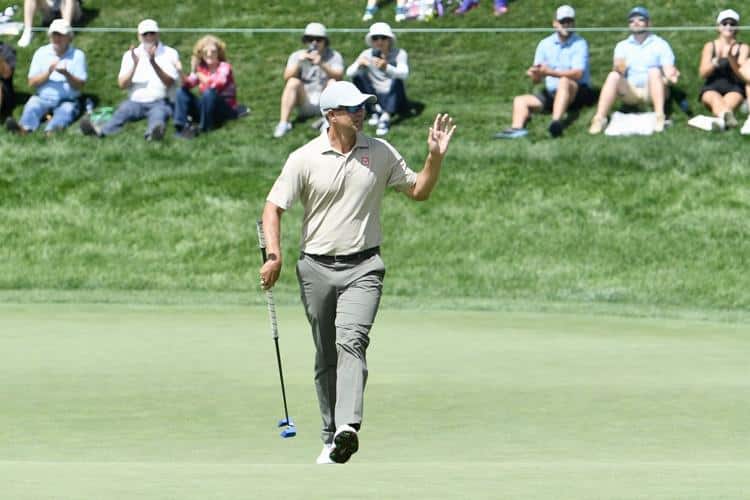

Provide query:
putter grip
left=256, top=220, right=268, bottom=262
left=256, top=220, right=279, bottom=339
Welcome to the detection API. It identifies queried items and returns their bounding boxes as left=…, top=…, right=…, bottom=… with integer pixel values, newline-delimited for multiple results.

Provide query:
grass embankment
left=0, top=1, right=748, bottom=311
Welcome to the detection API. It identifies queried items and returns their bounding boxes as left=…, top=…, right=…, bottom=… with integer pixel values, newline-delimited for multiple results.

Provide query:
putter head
left=278, top=418, right=296, bottom=438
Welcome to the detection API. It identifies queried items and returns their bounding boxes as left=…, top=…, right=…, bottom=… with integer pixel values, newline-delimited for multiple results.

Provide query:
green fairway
left=1, top=304, right=748, bottom=499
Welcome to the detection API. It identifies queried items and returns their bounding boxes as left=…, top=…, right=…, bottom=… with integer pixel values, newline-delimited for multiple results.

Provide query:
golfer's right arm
left=260, top=201, right=284, bottom=289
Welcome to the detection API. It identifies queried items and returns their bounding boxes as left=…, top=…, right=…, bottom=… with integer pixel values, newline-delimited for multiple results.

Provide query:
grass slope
left=0, top=1, right=748, bottom=311
left=1, top=304, right=748, bottom=498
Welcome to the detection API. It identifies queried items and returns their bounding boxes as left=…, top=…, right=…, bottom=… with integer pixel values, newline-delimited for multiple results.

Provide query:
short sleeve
left=533, top=39, right=545, bottom=66
left=71, top=49, right=87, bottom=81
left=571, top=38, right=588, bottom=71
left=327, top=50, right=344, bottom=71
left=380, top=140, right=417, bottom=192
left=658, top=39, right=675, bottom=66
left=118, top=50, right=133, bottom=79
left=27, top=48, right=45, bottom=78
left=613, top=40, right=626, bottom=60
left=266, top=154, right=305, bottom=210
left=285, top=51, right=301, bottom=71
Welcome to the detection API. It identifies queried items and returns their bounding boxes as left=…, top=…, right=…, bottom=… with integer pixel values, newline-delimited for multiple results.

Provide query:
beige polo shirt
left=267, top=131, right=417, bottom=256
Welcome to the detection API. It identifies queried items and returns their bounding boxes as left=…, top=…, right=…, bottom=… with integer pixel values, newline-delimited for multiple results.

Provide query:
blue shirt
left=533, top=32, right=590, bottom=92
left=28, top=43, right=87, bottom=102
left=614, top=33, right=675, bottom=88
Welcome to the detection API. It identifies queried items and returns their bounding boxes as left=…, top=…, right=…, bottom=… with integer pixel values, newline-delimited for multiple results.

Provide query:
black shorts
left=699, top=79, right=745, bottom=99
left=535, top=84, right=595, bottom=113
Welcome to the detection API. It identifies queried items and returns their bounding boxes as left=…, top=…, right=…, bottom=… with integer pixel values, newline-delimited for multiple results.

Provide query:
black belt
left=304, top=246, right=380, bottom=264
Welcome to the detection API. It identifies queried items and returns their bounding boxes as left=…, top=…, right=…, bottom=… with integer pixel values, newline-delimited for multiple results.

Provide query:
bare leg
left=510, top=94, right=543, bottom=129
left=61, top=0, right=81, bottom=24
left=648, top=68, right=665, bottom=116
left=593, top=71, right=621, bottom=121
left=22, top=0, right=37, bottom=32
left=702, top=90, right=728, bottom=116
left=551, top=77, right=578, bottom=121
left=279, top=77, right=304, bottom=123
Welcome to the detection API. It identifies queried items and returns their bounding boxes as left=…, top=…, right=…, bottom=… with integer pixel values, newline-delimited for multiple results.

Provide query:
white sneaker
left=18, top=28, right=32, bottom=48
left=273, top=121, right=292, bottom=138
left=741, top=118, right=750, bottom=135
left=588, top=115, right=608, bottom=135
left=375, top=118, right=390, bottom=136
left=316, top=444, right=335, bottom=465
left=329, top=424, right=359, bottom=464
left=367, top=113, right=380, bottom=126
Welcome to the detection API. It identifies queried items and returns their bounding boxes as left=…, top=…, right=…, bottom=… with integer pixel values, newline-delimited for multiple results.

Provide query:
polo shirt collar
left=627, top=32, right=653, bottom=45
left=318, top=131, right=370, bottom=156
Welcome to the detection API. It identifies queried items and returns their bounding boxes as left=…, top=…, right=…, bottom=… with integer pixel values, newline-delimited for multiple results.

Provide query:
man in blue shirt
left=494, top=5, right=593, bottom=139
left=589, top=6, right=680, bottom=134
left=6, top=18, right=87, bottom=135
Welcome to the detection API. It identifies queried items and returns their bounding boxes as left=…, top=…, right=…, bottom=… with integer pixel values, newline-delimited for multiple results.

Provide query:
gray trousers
left=296, top=252, right=385, bottom=444
left=101, top=98, right=172, bottom=137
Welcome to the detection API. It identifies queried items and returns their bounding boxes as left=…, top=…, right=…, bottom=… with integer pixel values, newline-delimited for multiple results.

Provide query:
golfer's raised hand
left=259, top=257, right=281, bottom=290
left=427, top=114, right=456, bottom=157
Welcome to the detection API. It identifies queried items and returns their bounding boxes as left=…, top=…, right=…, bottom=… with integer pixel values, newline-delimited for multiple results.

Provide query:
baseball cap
left=717, top=9, right=740, bottom=24
left=303, top=22, right=327, bottom=39
left=556, top=5, right=575, bottom=21
left=628, top=6, right=650, bottom=20
left=48, top=18, right=72, bottom=36
left=365, top=22, right=396, bottom=46
left=137, top=19, right=159, bottom=35
left=319, top=81, right=376, bottom=113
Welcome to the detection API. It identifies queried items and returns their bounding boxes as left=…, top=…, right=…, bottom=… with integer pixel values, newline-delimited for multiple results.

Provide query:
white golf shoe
left=316, top=444, right=335, bottom=465
left=273, top=121, right=292, bottom=138
left=329, top=424, right=359, bottom=464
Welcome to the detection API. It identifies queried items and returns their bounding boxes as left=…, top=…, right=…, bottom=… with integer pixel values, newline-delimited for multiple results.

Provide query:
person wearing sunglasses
left=346, top=22, right=409, bottom=136
left=5, top=18, right=87, bottom=136
left=697, top=9, right=749, bottom=132
left=173, top=35, right=246, bottom=138
left=494, top=5, right=593, bottom=139
left=260, top=81, right=455, bottom=465
left=589, top=6, right=680, bottom=135
left=273, top=22, right=344, bottom=138
left=80, top=19, right=181, bottom=141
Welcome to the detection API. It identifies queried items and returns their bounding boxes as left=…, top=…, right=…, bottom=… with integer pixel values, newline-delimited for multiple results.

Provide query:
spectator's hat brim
left=48, top=18, right=72, bottom=36
left=365, top=22, right=396, bottom=46
left=138, top=19, right=160, bottom=34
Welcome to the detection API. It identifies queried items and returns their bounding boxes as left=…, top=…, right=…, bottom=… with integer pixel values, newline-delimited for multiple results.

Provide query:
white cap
left=556, top=5, right=575, bottom=21
left=365, top=22, right=396, bottom=46
left=717, top=9, right=740, bottom=24
left=137, top=19, right=159, bottom=34
left=48, top=18, right=72, bottom=36
left=303, top=22, right=327, bottom=39
left=319, top=81, right=376, bottom=113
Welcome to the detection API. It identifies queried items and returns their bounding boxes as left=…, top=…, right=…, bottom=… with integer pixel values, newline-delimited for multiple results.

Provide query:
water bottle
left=85, top=98, right=94, bottom=115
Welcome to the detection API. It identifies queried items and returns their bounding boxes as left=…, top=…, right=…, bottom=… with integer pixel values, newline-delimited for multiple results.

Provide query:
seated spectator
left=362, top=0, right=408, bottom=22
left=5, top=19, right=86, bottom=136
left=698, top=9, right=748, bottom=131
left=0, top=40, right=16, bottom=121
left=18, top=0, right=83, bottom=48
left=80, top=19, right=180, bottom=141
left=589, top=6, right=680, bottom=134
left=494, top=5, right=593, bottom=139
left=174, top=35, right=246, bottom=139
left=273, top=22, right=344, bottom=139
left=346, top=22, right=409, bottom=136
left=453, top=0, right=508, bottom=16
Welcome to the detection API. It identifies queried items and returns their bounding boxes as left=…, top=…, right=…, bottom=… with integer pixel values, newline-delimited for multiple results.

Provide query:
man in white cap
left=6, top=18, right=87, bottom=135
left=589, top=6, right=680, bottom=134
left=346, top=22, right=409, bottom=136
left=273, top=22, right=344, bottom=138
left=259, top=81, right=455, bottom=465
left=494, top=5, right=593, bottom=139
left=80, top=18, right=181, bottom=141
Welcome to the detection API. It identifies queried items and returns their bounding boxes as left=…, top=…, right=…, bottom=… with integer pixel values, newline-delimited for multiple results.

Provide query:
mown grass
left=0, top=0, right=748, bottom=311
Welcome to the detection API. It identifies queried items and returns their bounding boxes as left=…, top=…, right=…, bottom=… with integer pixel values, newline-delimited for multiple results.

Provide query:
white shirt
left=118, top=42, right=180, bottom=103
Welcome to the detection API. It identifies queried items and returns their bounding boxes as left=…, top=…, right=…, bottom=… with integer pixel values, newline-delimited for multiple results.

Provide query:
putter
left=256, top=220, right=296, bottom=439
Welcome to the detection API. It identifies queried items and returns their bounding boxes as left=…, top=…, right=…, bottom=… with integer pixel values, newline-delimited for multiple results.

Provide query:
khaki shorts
left=619, top=80, right=651, bottom=105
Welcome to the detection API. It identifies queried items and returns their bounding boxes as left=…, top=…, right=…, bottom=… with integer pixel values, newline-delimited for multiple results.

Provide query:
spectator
left=174, top=35, right=245, bottom=139
left=362, top=0, right=408, bottom=22
left=273, top=22, right=344, bottom=139
left=346, top=22, right=409, bottom=136
left=0, top=40, right=16, bottom=121
left=589, top=6, right=680, bottom=134
left=17, top=0, right=83, bottom=48
left=453, top=0, right=508, bottom=16
left=80, top=19, right=181, bottom=141
left=5, top=19, right=86, bottom=135
left=698, top=9, right=748, bottom=131
left=494, top=5, right=593, bottom=139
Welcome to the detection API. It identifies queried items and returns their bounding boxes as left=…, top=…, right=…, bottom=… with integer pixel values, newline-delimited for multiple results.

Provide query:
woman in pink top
left=174, top=35, right=244, bottom=137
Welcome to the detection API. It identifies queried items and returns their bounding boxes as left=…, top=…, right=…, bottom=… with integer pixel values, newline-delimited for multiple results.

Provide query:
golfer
left=259, top=81, right=455, bottom=464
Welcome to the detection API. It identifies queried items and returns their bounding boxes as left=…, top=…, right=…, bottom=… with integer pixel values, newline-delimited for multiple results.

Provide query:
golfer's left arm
left=407, top=114, right=456, bottom=201
left=260, top=201, right=284, bottom=289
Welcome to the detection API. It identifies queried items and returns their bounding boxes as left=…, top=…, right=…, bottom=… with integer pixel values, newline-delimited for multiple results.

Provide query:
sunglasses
left=721, top=21, right=738, bottom=27
left=371, top=35, right=390, bottom=41
left=336, top=104, right=365, bottom=113
left=141, top=31, right=157, bottom=36
left=558, top=17, right=575, bottom=24
left=303, top=36, right=325, bottom=43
